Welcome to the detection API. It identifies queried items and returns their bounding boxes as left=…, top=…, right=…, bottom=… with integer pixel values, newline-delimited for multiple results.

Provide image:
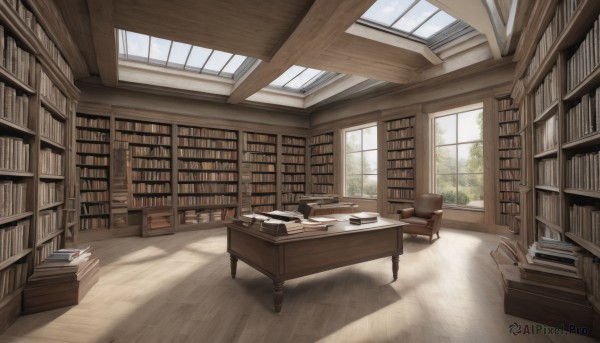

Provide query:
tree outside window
left=344, top=124, right=377, bottom=198
left=434, top=108, right=484, bottom=208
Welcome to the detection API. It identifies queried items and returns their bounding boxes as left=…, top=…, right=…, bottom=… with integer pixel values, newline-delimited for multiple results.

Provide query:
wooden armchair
left=397, top=193, right=443, bottom=243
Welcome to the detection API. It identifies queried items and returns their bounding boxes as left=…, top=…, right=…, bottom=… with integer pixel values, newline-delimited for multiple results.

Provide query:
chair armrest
left=398, top=208, right=414, bottom=219
left=427, top=210, right=443, bottom=230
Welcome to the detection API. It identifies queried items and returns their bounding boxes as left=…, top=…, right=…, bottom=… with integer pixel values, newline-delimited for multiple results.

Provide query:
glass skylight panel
left=220, top=55, right=247, bottom=75
left=412, top=11, right=455, bottom=38
left=392, top=0, right=438, bottom=32
left=203, top=51, right=233, bottom=73
left=149, top=36, right=171, bottom=64
left=184, top=46, right=212, bottom=70
left=126, top=31, right=149, bottom=60
left=270, top=66, right=305, bottom=87
left=167, top=42, right=192, bottom=67
left=285, top=68, right=323, bottom=89
left=362, top=0, right=414, bottom=26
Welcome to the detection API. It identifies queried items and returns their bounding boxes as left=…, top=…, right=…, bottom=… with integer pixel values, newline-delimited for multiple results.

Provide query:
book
left=260, top=219, right=304, bottom=236
left=349, top=212, right=378, bottom=225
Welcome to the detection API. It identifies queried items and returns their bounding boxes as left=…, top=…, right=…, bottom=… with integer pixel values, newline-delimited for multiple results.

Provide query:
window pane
left=412, top=11, right=455, bottom=38
left=436, top=174, right=457, bottom=204
left=392, top=0, right=438, bottom=32
left=345, top=130, right=362, bottom=152
left=167, top=42, right=192, bottom=68
left=118, top=30, right=126, bottom=57
left=126, top=31, right=149, bottom=60
left=458, top=143, right=483, bottom=173
left=220, top=55, right=247, bottom=75
left=286, top=68, right=323, bottom=89
left=363, top=175, right=378, bottom=198
left=363, top=150, right=378, bottom=174
left=362, top=126, right=378, bottom=150
left=185, top=46, right=212, bottom=70
left=204, top=51, right=233, bottom=73
left=435, top=145, right=456, bottom=174
left=345, top=152, right=362, bottom=175
left=434, top=115, right=456, bottom=145
left=270, top=66, right=305, bottom=87
left=458, top=174, right=483, bottom=207
left=149, top=37, right=171, bottom=64
left=457, top=109, right=482, bottom=142
left=346, top=174, right=362, bottom=197
left=362, top=0, right=415, bottom=26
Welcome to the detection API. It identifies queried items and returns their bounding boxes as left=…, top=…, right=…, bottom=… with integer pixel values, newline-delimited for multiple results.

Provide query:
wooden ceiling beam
left=87, top=0, right=118, bottom=87
left=227, top=0, right=376, bottom=104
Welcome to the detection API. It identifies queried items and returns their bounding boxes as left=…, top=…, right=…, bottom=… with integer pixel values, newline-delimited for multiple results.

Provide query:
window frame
left=342, top=122, right=379, bottom=200
left=430, top=103, right=484, bottom=210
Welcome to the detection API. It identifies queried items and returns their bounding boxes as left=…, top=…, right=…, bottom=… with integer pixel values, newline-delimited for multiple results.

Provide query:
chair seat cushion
left=401, top=217, right=428, bottom=226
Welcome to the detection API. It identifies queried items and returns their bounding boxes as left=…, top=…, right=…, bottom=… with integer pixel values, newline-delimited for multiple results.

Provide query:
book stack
left=526, top=238, right=581, bottom=275
left=260, top=219, right=304, bottom=236
left=349, top=212, right=378, bottom=225
left=24, top=246, right=100, bottom=314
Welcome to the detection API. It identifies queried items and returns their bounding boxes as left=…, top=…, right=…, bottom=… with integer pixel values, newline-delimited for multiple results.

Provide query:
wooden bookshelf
left=385, top=116, right=416, bottom=215
left=280, top=135, right=306, bottom=210
left=309, top=132, right=334, bottom=195
left=243, top=131, right=277, bottom=212
left=496, top=97, right=521, bottom=231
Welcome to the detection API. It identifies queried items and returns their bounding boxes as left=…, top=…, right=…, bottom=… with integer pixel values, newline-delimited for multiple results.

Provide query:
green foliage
left=441, top=190, right=470, bottom=205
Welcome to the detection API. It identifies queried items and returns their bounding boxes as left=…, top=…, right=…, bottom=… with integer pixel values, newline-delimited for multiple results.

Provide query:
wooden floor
left=0, top=228, right=596, bottom=343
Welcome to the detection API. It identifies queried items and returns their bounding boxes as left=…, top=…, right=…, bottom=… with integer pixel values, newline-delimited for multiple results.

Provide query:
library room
left=1, top=0, right=600, bottom=341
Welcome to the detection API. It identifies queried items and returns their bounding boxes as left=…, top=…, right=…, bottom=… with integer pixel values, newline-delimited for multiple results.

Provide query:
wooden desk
left=227, top=214, right=406, bottom=312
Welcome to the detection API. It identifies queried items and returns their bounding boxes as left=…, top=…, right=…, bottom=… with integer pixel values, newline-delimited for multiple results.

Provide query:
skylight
left=360, top=0, right=459, bottom=41
left=118, top=30, right=253, bottom=78
left=269, top=66, right=337, bottom=93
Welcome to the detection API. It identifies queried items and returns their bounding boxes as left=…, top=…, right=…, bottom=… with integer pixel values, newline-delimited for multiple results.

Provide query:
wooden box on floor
left=23, top=259, right=100, bottom=314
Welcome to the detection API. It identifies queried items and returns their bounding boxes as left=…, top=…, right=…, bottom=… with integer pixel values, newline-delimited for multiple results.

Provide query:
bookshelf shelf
left=0, top=249, right=31, bottom=272
left=0, top=170, right=33, bottom=177
left=35, top=229, right=64, bottom=247
left=385, top=116, right=415, bottom=215
left=40, top=97, right=67, bottom=120
left=310, top=132, right=334, bottom=196
left=39, top=174, right=65, bottom=180
left=0, top=66, right=35, bottom=93
left=0, top=212, right=33, bottom=226
left=562, top=133, right=600, bottom=150
left=0, top=118, right=35, bottom=135
left=39, top=201, right=64, bottom=211
left=533, top=149, right=558, bottom=159
left=565, top=233, right=600, bottom=259
left=564, top=189, right=600, bottom=199
left=40, top=137, right=65, bottom=151
left=535, top=185, right=559, bottom=193
left=533, top=100, right=558, bottom=123
left=535, top=216, right=561, bottom=232
left=564, top=65, right=600, bottom=101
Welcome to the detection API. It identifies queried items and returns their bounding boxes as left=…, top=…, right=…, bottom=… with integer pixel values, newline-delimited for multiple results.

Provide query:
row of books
left=566, top=15, right=600, bottom=91
left=245, top=133, right=276, bottom=144
left=33, top=20, right=74, bottom=82
left=499, top=149, right=522, bottom=158
left=526, top=0, right=580, bottom=81
left=252, top=195, right=276, bottom=205
left=387, top=188, right=414, bottom=200
left=250, top=164, right=275, bottom=172
left=76, top=155, right=107, bottom=167
left=311, top=154, right=333, bottom=165
left=498, top=98, right=515, bottom=111
left=282, top=193, right=304, bottom=203
left=311, top=185, right=333, bottom=194
left=178, top=171, right=238, bottom=182
left=39, top=181, right=63, bottom=206
left=500, top=169, right=521, bottom=180
left=77, top=142, right=109, bottom=154
left=40, top=107, right=64, bottom=145
left=35, top=235, right=61, bottom=265
left=386, top=117, right=415, bottom=130
left=311, top=164, right=332, bottom=174
left=534, top=114, right=558, bottom=154
left=132, top=170, right=167, bottom=181
left=500, top=191, right=520, bottom=202
left=537, top=158, right=558, bottom=187
left=387, top=139, right=414, bottom=150
left=244, top=153, right=275, bottom=163
left=0, top=219, right=28, bottom=262
left=179, top=137, right=237, bottom=150
left=282, top=155, right=305, bottom=164
left=387, top=150, right=415, bottom=160
left=282, top=184, right=304, bottom=192
left=179, top=208, right=236, bottom=224
left=499, top=122, right=519, bottom=136
left=0, top=261, right=27, bottom=302
left=282, top=146, right=304, bottom=155
left=80, top=203, right=109, bottom=215
left=565, top=90, right=599, bottom=143
left=246, top=143, right=276, bottom=153
left=131, top=196, right=171, bottom=208
left=388, top=180, right=414, bottom=188
left=499, top=213, right=517, bottom=227
left=387, top=127, right=414, bottom=140
left=39, top=71, right=66, bottom=115
left=0, top=136, right=29, bottom=172
left=116, top=120, right=170, bottom=134
left=499, top=108, right=520, bottom=123
left=177, top=195, right=236, bottom=206
left=115, top=132, right=171, bottom=145
left=569, top=204, right=600, bottom=245
left=500, top=202, right=520, bottom=214
left=387, top=169, right=414, bottom=179
left=132, top=158, right=170, bottom=169
left=0, top=29, right=33, bottom=86
left=253, top=184, right=276, bottom=193
left=251, top=173, right=275, bottom=183
left=179, top=126, right=236, bottom=139
left=80, top=191, right=108, bottom=203
left=80, top=217, right=108, bottom=230
left=252, top=205, right=274, bottom=212
left=178, top=160, right=236, bottom=171
left=533, top=65, right=558, bottom=116
left=76, top=116, right=109, bottom=129
left=0, top=181, right=26, bottom=217
left=499, top=158, right=520, bottom=169
left=0, top=83, right=29, bottom=128
left=500, top=180, right=519, bottom=192
left=499, top=136, right=520, bottom=149
left=566, top=151, right=600, bottom=191
left=536, top=191, right=560, bottom=225
left=310, top=133, right=333, bottom=145
left=284, top=174, right=305, bottom=183
left=310, top=144, right=333, bottom=155
left=178, top=183, right=237, bottom=193
left=179, top=148, right=237, bottom=160
left=37, top=208, right=62, bottom=241
left=388, top=159, right=414, bottom=169
left=260, top=220, right=304, bottom=236
left=282, top=136, right=305, bottom=146
left=80, top=168, right=107, bottom=178
left=131, top=146, right=170, bottom=157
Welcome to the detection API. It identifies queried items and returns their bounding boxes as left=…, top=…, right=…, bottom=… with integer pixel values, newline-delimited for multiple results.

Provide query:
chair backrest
left=414, top=193, right=443, bottom=218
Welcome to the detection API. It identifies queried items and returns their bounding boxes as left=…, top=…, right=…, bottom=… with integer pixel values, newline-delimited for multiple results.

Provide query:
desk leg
left=230, top=255, right=238, bottom=279
left=392, top=255, right=399, bottom=281
left=273, top=280, right=284, bottom=313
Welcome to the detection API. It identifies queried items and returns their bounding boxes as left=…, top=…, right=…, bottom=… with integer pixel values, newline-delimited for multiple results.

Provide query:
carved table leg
left=392, top=254, right=399, bottom=281
left=230, top=255, right=238, bottom=279
left=273, top=280, right=284, bottom=313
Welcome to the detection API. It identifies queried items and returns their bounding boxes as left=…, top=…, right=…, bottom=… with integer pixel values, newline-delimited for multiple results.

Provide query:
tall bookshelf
left=0, top=0, right=78, bottom=332
left=281, top=135, right=306, bottom=210
left=76, top=113, right=110, bottom=231
left=496, top=97, right=522, bottom=232
left=385, top=116, right=416, bottom=215
left=243, top=132, right=277, bottom=212
left=177, top=125, right=238, bottom=228
left=309, top=132, right=334, bottom=195
left=115, top=119, right=173, bottom=210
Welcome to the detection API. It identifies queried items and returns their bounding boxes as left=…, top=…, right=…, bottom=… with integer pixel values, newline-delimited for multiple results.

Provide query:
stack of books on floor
left=260, top=219, right=304, bottom=236
left=349, top=212, right=378, bottom=225
left=491, top=237, right=593, bottom=331
left=23, top=246, right=100, bottom=314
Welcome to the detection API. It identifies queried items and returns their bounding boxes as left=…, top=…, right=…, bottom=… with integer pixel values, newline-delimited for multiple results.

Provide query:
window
left=344, top=124, right=378, bottom=198
left=269, top=65, right=338, bottom=93
left=432, top=105, right=484, bottom=208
